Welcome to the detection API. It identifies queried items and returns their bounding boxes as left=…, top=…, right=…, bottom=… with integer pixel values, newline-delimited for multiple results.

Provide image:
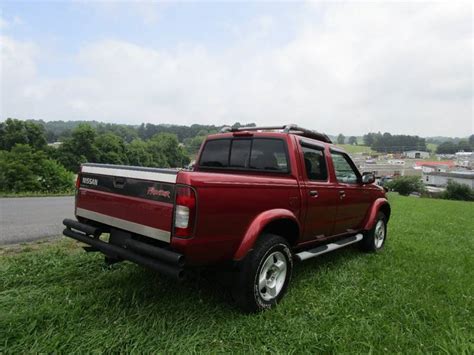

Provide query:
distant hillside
left=25, top=120, right=256, bottom=143
left=425, top=136, right=467, bottom=144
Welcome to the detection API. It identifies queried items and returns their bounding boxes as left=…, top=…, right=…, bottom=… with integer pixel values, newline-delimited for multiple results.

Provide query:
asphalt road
left=0, top=196, right=74, bottom=245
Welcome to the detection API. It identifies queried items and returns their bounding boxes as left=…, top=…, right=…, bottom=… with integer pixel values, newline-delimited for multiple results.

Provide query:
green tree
left=457, top=140, right=472, bottom=152
left=95, top=133, right=128, bottom=165
left=126, top=139, right=154, bottom=166
left=363, top=133, right=376, bottom=146
left=365, top=132, right=426, bottom=153
left=0, top=118, right=47, bottom=151
left=56, top=124, right=98, bottom=172
left=97, top=123, right=138, bottom=143
left=148, top=133, right=190, bottom=167
left=348, top=136, right=357, bottom=145
left=337, top=134, right=345, bottom=144
left=185, top=136, right=205, bottom=155
left=0, top=144, right=73, bottom=193
left=436, top=141, right=457, bottom=154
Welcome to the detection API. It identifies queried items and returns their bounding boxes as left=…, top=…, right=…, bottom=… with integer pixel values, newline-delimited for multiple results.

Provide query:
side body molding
left=362, top=198, right=391, bottom=230
left=233, top=209, right=300, bottom=261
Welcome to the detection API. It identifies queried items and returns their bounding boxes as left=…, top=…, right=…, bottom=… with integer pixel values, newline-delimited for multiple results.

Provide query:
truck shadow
left=96, top=244, right=363, bottom=316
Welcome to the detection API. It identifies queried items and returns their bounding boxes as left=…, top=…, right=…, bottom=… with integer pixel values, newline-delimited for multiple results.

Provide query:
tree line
left=435, top=138, right=474, bottom=154
left=30, top=119, right=253, bottom=144
left=362, top=132, right=428, bottom=153
left=358, top=132, right=473, bottom=154
left=1, top=117, right=472, bottom=194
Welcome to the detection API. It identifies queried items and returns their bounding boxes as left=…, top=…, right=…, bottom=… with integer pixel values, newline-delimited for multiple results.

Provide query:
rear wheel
left=360, top=212, right=387, bottom=252
left=233, top=234, right=293, bottom=313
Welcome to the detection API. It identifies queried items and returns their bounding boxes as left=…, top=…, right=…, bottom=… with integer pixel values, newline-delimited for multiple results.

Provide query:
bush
left=442, top=181, right=474, bottom=201
left=0, top=144, right=74, bottom=194
left=0, top=118, right=47, bottom=151
left=386, top=176, right=425, bottom=196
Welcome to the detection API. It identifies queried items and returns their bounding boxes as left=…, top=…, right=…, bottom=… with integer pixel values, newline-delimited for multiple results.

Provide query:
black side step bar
left=295, top=234, right=363, bottom=261
left=62, top=219, right=185, bottom=280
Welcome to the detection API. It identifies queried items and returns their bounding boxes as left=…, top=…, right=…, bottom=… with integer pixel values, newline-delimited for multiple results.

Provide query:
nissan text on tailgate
left=63, top=124, right=390, bottom=313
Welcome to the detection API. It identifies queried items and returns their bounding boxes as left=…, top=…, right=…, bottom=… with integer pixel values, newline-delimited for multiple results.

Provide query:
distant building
left=455, top=152, right=473, bottom=158
left=403, top=150, right=430, bottom=159
left=387, top=159, right=405, bottom=166
left=455, top=152, right=473, bottom=168
left=423, top=171, right=474, bottom=189
left=359, top=163, right=420, bottom=178
left=47, top=142, right=63, bottom=149
left=414, top=161, right=455, bottom=173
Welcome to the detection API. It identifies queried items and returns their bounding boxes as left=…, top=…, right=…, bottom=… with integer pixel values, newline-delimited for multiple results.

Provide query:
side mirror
left=362, top=172, right=375, bottom=184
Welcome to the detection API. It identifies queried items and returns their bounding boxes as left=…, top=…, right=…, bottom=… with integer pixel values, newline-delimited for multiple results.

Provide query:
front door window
left=331, top=152, right=360, bottom=184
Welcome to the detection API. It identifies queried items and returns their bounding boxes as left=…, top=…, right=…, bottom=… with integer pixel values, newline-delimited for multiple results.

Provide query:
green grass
left=337, top=144, right=374, bottom=154
left=1, top=195, right=473, bottom=352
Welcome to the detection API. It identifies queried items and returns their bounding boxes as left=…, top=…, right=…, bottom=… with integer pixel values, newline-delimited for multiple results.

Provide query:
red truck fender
left=233, top=209, right=300, bottom=261
left=362, top=198, right=391, bottom=231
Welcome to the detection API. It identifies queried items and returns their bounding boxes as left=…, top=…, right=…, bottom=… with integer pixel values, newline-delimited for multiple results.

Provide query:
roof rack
left=219, top=124, right=332, bottom=143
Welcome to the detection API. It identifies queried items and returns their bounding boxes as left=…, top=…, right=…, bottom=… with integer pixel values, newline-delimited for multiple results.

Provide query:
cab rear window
left=199, top=138, right=289, bottom=172
left=199, top=139, right=230, bottom=167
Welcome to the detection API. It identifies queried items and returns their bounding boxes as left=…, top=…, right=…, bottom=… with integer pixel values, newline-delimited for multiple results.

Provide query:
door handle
left=113, top=177, right=126, bottom=189
left=339, top=190, right=346, bottom=199
left=309, top=190, right=319, bottom=197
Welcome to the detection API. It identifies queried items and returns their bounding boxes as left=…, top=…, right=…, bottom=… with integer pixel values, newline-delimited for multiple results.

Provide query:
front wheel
left=360, top=212, right=387, bottom=252
left=233, top=234, right=293, bottom=313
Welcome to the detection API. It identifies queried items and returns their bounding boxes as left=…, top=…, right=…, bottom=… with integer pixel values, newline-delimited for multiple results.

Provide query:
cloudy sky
left=0, top=1, right=472, bottom=137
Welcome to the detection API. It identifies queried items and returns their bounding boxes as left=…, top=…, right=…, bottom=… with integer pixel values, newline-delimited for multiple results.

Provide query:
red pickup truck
left=63, top=125, right=390, bottom=312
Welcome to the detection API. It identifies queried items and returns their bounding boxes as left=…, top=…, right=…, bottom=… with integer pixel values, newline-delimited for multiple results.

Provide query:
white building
left=423, top=171, right=474, bottom=189
left=421, top=164, right=450, bottom=173
left=388, top=159, right=405, bottom=166
left=455, top=152, right=473, bottom=168
left=404, top=150, right=430, bottom=159
left=47, top=142, right=63, bottom=149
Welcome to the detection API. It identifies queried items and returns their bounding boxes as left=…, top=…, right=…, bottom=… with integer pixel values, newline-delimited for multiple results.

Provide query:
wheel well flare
left=262, top=219, right=299, bottom=246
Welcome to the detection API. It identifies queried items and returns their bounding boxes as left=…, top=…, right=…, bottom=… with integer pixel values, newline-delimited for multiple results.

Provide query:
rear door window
left=302, top=145, right=328, bottom=181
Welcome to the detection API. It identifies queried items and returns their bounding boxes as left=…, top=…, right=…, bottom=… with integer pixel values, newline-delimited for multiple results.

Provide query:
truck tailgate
left=76, top=164, right=178, bottom=243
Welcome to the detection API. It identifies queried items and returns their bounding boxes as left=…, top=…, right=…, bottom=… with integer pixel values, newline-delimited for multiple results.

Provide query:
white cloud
left=1, top=2, right=472, bottom=136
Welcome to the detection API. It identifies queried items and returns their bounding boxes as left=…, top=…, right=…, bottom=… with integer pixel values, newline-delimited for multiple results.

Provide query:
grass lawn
left=1, top=195, right=473, bottom=352
left=337, top=144, right=374, bottom=154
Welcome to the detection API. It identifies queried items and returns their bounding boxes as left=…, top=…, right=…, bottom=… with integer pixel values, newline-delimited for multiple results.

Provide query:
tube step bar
left=295, top=234, right=364, bottom=261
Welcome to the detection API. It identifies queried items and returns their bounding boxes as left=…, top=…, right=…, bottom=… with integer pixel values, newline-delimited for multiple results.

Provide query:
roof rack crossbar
left=219, top=124, right=332, bottom=143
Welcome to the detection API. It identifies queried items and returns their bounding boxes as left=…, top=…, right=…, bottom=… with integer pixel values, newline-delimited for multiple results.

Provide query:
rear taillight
left=75, top=174, right=81, bottom=189
left=174, top=186, right=196, bottom=238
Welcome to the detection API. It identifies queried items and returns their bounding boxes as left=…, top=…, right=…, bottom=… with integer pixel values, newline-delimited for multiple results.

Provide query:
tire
left=360, top=212, right=387, bottom=252
left=233, top=234, right=293, bottom=313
